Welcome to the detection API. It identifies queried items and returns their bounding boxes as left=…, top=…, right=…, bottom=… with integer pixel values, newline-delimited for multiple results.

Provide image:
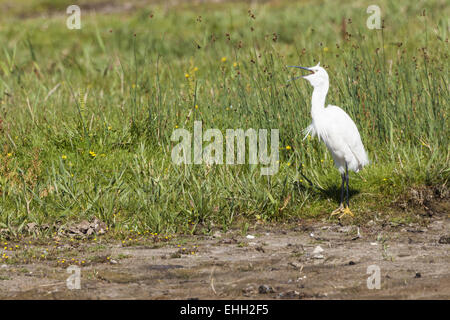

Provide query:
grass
left=0, top=0, right=448, bottom=239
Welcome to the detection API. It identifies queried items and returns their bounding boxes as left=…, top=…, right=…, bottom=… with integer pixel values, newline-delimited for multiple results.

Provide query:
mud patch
left=0, top=196, right=449, bottom=299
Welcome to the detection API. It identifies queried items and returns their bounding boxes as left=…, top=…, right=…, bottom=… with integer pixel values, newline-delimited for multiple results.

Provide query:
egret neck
left=310, top=82, right=329, bottom=120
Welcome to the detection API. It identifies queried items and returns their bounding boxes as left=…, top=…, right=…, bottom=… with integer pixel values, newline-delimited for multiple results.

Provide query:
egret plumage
left=289, top=62, right=369, bottom=218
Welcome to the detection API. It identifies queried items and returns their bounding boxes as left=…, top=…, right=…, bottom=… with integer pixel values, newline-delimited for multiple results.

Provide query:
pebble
left=312, top=246, right=324, bottom=254
left=258, top=284, right=275, bottom=294
left=312, top=245, right=325, bottom=259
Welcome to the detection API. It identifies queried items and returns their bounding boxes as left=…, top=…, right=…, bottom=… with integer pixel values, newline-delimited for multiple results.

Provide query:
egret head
left=288, top=62, right=329, bottom=88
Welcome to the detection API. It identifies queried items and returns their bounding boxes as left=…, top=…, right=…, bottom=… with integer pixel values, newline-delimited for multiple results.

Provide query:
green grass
left=0, top=0, right=448, bottom=238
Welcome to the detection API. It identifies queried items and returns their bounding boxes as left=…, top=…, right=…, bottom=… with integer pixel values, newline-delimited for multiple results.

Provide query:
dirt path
left=1, top=203, right=448, bottom=299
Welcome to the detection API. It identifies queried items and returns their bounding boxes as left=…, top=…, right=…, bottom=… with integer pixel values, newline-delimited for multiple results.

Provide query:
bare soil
left=0, top=195, right=448, bottom=300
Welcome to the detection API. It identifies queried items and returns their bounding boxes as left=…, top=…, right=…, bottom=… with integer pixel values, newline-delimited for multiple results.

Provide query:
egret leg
left=330, top=173, right=345, bottom=217
left=339, top=163, right=354, bottom=219
left=346, top=163, right=349, bottom=207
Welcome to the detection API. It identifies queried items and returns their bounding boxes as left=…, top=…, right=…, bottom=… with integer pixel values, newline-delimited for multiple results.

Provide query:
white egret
left=289, top=62, right=369, bottom=218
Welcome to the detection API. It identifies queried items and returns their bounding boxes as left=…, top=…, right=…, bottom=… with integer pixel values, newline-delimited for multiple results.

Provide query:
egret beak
left=287, top=66, right=311, bottom=72
left=287, top=66, right=314, bottom=81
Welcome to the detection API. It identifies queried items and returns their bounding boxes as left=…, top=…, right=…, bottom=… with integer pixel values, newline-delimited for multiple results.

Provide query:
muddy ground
left=0, top=195, right=449, bottom=300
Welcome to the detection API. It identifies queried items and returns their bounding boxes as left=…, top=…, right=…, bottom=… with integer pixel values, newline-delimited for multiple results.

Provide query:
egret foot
left=338, top=206, right=354, bottom=219
left=330, top=204, right=344, bottom=217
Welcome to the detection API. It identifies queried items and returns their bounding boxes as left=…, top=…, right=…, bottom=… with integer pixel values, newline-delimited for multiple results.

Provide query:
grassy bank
left=0, top=0, right=448, bottom=237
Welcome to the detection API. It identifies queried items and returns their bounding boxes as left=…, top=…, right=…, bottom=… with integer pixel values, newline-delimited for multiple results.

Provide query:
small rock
left=110, top=259, right=118, bottom=264
left=312, top=246, right=324, bottom=254
left=67, top=226, right=82, bottom=235
left=258, top=285, right=275, bottom=294
left=78, top=220, right=91, bottom=233
left=1, top=264, right=7, bottom=269
left=91, top=218, right=107, bottom=234
left=246, top=235, right=255, bottom=239
left=366, top=220, right=376, bottom=227
left=242, top=285, right=256, bottom=296
left=26, top=223, right=38, bottom=232
left=213, top=231, right=222, bottom=238
left=370, top=242, right=378, bottom=246
left=312, top=245, right=325, bottom=259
